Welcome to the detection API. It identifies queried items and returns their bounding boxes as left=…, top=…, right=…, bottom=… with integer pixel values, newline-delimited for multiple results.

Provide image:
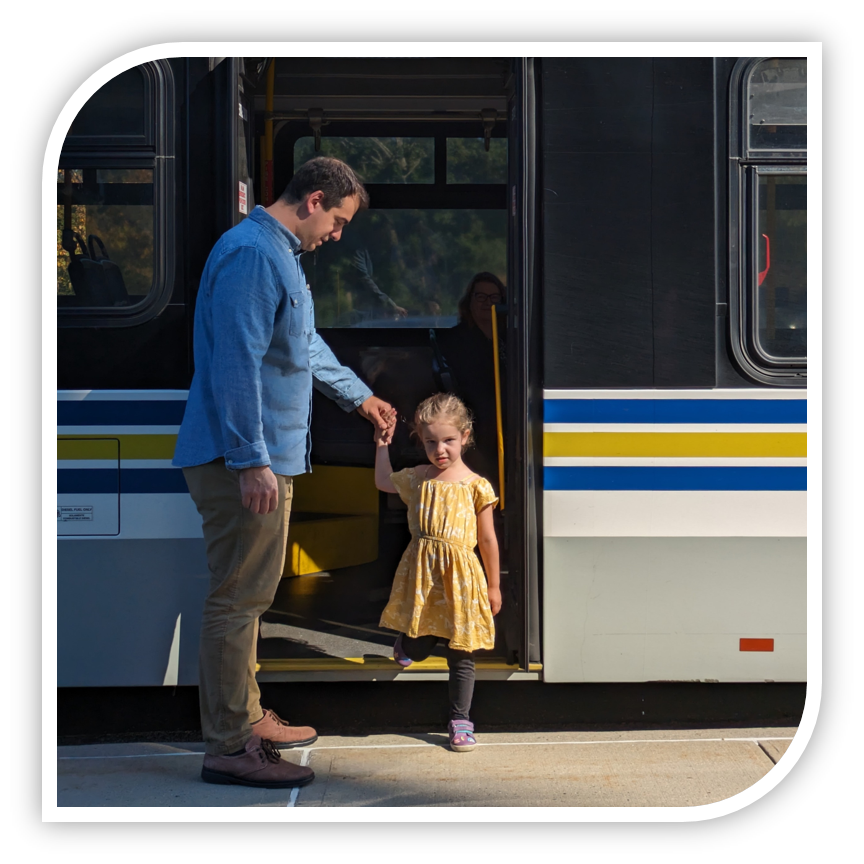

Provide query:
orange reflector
left=740, top=638, right=774, bottom=652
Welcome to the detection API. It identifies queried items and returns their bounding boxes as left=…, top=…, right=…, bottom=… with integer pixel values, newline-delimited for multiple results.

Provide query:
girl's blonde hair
left=413, top=393, right=475, bottom=449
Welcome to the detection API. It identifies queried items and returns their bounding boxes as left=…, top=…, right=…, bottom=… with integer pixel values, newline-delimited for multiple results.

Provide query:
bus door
left=241, top=57, right=521, bottom=677
left=503, top=58, right=542, bottom=671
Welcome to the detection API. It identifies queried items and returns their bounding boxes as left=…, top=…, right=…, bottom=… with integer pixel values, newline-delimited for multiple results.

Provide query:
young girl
left=374, top=393, right=502, bottom=752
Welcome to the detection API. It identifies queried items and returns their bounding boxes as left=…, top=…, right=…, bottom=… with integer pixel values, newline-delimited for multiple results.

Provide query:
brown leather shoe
left=201, top=735, right=314, bottom=788
left=251, top=709, right=318, bottom=748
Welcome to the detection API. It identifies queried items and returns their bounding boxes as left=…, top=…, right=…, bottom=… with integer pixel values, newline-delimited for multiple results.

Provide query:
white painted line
left=287, top=749, right=312, bottom=807
left=162, top=614, right=181, bottom=687
left=57, top=736, right=795, bottom=759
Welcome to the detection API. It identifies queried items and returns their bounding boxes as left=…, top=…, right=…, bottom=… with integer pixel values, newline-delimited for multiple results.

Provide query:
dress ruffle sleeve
left=389, top=467, right=414, bottom=506
left=471, top=476, right=499, bottom=513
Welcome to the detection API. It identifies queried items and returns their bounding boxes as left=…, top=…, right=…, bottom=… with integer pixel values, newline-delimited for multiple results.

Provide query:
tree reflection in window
left=57, top=168, right=154, bottom=308
left=304, top=209, right=507, bottom=328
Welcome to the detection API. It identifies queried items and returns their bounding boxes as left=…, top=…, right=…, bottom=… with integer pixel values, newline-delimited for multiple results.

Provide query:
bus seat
left=283, top=465, right=378, bottom=577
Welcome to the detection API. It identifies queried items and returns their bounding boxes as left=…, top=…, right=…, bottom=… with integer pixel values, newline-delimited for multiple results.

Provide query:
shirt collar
left=249, top=205, right=304, bottom=256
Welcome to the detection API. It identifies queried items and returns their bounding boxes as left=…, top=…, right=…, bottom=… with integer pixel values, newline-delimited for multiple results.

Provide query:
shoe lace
left=260, top=738, right=283, bottom=764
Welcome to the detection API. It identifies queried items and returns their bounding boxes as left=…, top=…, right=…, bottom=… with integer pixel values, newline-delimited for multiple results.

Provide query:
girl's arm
left=374, top=424, right=398, bottom=493
left=476, top=504, right=502, bottom=615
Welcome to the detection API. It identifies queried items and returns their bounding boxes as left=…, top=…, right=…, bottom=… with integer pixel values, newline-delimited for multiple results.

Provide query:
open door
left=504, top=58, right=542, bottom=670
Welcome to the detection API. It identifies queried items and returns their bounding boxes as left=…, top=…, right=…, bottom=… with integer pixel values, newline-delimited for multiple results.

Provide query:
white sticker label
left=238, top=181, right=248, bottom=214
left=58, top=505, right=93, bottom=522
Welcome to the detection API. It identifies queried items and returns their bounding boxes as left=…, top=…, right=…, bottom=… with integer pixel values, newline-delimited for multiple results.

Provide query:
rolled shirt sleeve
left=210, top=246, right=277, bottom=470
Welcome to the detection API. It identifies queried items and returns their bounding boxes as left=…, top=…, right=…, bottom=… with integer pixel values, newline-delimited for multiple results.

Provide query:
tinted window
left=303, top=209, right=507, bottom=327
left=295, top=137, right=434, bottom=183
left=755, top=173, right=806, bottom=360
left=57, top=168, right=154, bottom=308
left=447, top=138, right=507, bottom=183
left=67, top=67, right=147, bottom=139
left=748, top=58, right=807, bottom=151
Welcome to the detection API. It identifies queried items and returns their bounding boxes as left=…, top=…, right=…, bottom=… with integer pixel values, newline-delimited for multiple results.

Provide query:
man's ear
left=306, top=190, right=325, bottom=212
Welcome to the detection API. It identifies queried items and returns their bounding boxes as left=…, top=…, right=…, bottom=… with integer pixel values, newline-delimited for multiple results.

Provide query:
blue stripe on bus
left=544, top=466, right=807, bottom=491
left=121, top=469, right=190, bottom=493
left=58, top=400, right=187, bottom=426
left=544, top=399, right=807, bottom=425
left=57, top=469, right=119, bottom=494
left=58, top=468, right=189, bottom=494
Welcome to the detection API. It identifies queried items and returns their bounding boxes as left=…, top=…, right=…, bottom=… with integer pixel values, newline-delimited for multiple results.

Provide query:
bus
left=56, top=56, right=807, bottom=704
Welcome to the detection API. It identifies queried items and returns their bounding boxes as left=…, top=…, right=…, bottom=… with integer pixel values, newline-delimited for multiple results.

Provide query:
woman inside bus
left=437, top=272, right=507, bottom=494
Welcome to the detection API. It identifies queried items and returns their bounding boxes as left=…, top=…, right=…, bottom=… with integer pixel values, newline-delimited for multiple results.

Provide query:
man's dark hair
left=280, top=157, right=370, bottom=211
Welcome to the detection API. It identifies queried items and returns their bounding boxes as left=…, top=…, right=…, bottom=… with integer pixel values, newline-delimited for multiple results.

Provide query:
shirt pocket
left=288, top=291, right=306, bottom=336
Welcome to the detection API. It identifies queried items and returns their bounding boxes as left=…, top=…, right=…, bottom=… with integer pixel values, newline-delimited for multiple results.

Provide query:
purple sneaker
left=448, top=719, right=476, bottom=752
left=393, top=633, right=413, bottom=667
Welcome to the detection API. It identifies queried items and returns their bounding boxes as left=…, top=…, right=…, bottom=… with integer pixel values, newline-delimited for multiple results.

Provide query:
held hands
left=239, top=465, right=279, bottom=514
left=374, top=422, right=395, bottom=446
left=357, top=395, right=397, bottom=434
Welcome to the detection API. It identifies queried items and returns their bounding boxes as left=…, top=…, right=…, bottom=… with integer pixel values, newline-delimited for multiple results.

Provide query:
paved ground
left=56, top=727, right=794, bottom=808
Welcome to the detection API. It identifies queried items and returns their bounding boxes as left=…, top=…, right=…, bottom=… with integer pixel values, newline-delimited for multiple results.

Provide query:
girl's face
left=420, top=419, right=470, bottom=471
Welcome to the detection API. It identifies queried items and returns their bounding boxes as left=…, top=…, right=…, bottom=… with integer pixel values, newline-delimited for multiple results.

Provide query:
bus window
left=303, top=208, right=507, bottom=328
left=747, top=58, right=807, bottom=152
left=729, top=57, right=807, bottom=381
left=57, top=168, right=155, bottom=308
left=294, top=136, right=434, bottom=184
left=755, top=172, right=807, bottom=361
left=57, top=60, right=174, bottom=326
left=446, top=138, right=507, bottom=184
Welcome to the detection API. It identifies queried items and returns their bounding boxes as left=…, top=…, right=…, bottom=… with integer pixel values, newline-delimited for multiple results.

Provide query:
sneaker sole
left=201, top=767, right=315, bottom=788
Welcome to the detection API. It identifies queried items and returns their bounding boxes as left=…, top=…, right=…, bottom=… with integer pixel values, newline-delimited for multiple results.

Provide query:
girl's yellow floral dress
left=379, top=467, right=498, bottom=652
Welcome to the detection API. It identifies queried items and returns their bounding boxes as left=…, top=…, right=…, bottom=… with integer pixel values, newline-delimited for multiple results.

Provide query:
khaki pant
left=183, top=461, right=293, bottom=755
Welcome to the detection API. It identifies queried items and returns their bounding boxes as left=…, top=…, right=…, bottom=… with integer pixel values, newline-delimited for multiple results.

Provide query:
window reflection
left=446, top=138, right=507, bottom=184
left=303, top=209, right=507, bottom=328
left=748, top=58, right=807, bottom=151
left=57, top=168, right=154, bottom=307
left=295, top=137, right=434, bottom=184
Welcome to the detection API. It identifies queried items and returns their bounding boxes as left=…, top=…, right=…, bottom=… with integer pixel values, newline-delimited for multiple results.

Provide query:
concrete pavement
left=56, top=727, right=794, bottom=808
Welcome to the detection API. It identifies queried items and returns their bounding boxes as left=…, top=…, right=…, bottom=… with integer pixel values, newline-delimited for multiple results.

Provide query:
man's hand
left=357, top=395, right=396, bottom=433
left=239, top=465, right=279, bottom=514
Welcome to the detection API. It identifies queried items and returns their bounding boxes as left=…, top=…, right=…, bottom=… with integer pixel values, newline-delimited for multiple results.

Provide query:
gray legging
left=399, top=633, right=475, bottom=721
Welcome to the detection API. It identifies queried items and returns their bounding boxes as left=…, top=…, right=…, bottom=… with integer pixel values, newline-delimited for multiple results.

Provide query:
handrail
left=491, top=303, right=504, bottom=510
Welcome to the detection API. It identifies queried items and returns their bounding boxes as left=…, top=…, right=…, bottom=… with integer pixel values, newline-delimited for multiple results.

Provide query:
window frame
left=57, top=59, right=175, bottom=329
left=728, top=57, right=807, bottom=385
left=273, top=120, right=507, bottom=210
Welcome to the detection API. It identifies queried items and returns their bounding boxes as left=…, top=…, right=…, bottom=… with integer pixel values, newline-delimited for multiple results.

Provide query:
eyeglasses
left=471, top=293, right=503, bottom=305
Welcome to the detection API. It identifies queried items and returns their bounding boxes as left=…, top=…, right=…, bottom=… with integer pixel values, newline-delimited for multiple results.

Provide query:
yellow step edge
left=256, top=657, right=542, bottom=673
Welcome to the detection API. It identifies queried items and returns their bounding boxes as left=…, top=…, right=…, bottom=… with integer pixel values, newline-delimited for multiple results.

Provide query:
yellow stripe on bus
left=543, top=432, right=807, bottom=458
left=256, top=657, right=543, bottom=673
left=58, top=434, right=178, bottom=459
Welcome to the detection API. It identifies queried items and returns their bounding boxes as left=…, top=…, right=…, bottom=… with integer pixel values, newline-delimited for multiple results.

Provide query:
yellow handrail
left=491, top=304, right=504, bottom=510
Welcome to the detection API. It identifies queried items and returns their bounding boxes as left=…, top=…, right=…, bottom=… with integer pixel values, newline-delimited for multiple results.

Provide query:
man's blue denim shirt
left=172, top=205, right=373, bottom=476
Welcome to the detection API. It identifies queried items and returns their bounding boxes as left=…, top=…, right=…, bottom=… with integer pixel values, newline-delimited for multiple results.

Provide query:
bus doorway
left=224, top=57, right=539, bottom=679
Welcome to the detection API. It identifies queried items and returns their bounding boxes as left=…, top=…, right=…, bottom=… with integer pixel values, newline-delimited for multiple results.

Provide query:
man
left=173, top=157, right=394, bottom=789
